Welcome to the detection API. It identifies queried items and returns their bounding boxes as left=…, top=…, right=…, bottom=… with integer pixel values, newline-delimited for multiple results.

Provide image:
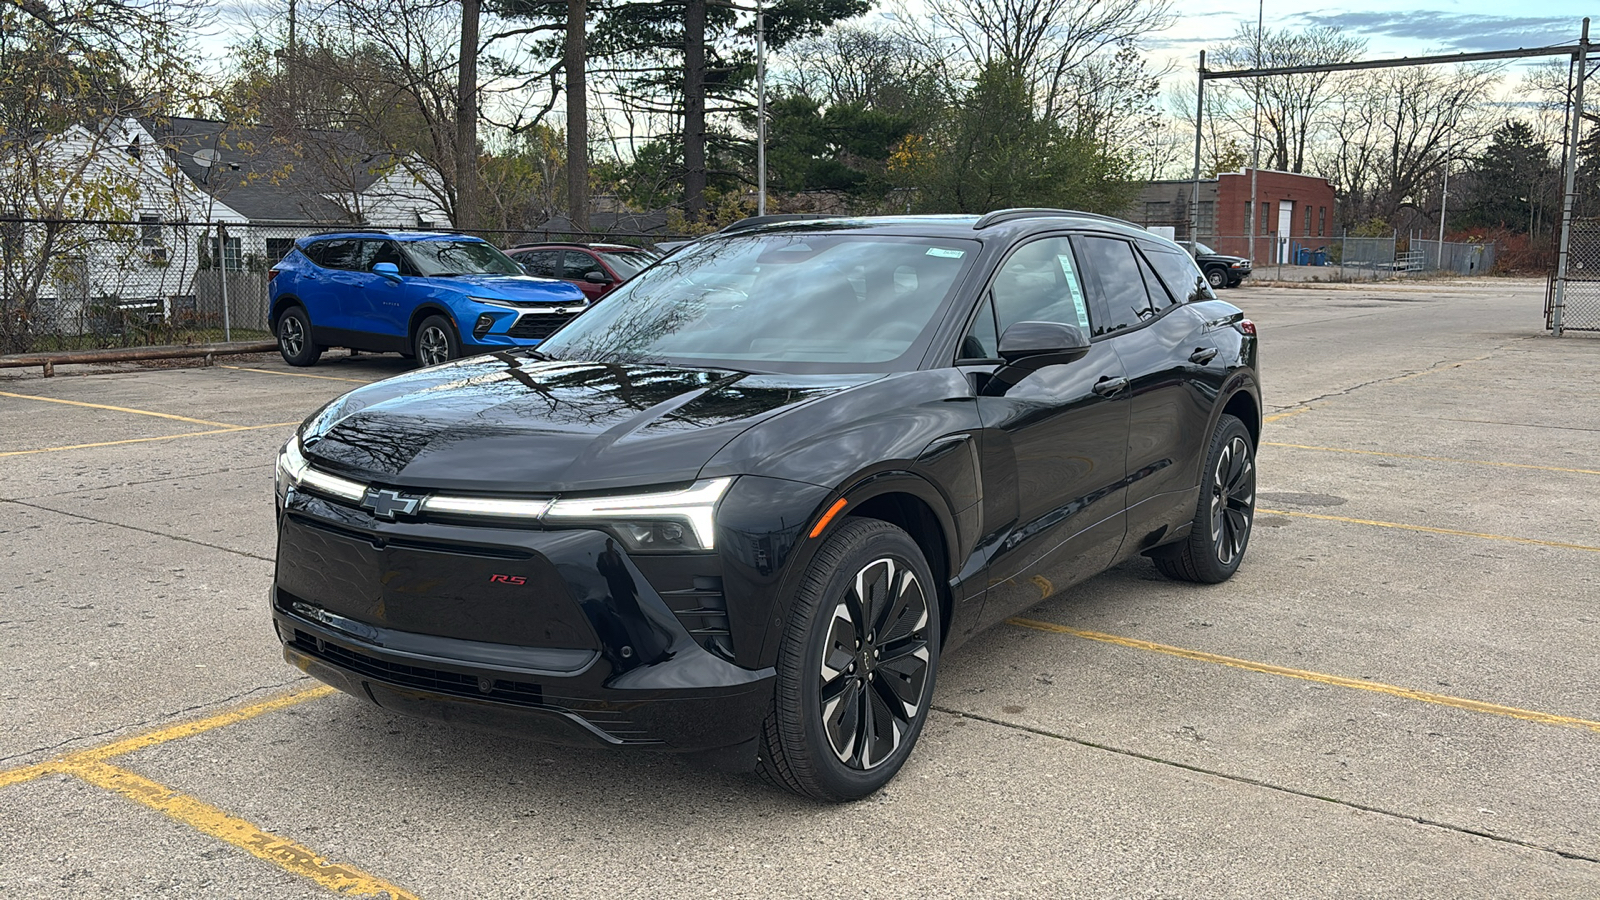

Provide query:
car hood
left=1199, top=254, right=1251, bottom=266
left=299, top=353, right=876, bottom=493
left=412, top=273, right=585, bottom=303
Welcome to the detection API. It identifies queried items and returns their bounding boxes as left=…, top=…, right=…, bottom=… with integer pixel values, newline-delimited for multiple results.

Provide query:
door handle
left=1189, top=347, right=1219, bottom=365
left=1091, top=376, right=1129, bottom=397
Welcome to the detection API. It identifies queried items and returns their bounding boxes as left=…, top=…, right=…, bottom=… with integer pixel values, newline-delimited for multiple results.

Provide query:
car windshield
left=536, top=233, right=980, bottom=373
left=596, top=249, right=658, bottom=279
left=404, top=240, right=524, bottom=276
left=1192, top=242, right=1217, bottom=256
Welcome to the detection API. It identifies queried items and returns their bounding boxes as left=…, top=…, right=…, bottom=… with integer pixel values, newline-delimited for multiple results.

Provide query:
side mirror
left=583, top=270, right=613, bottom=284
left=372, top=262, right=402, bottom=283
left=998, top=321, right=1091, bottom=365
left=983, top=321, right=1091, bottom=395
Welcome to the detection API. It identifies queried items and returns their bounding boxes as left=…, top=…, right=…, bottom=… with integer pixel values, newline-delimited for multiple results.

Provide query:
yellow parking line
left=1008, top=617, right=1600, bottom=735
left=1262, top=441, right=1600, bottom=476
left=0, top=422, right=300, bottom=458
left=1258, top=507, right=1600, bottom=553
left=0, top=390, right=238, bottom=428
left=0, top=685, right=335, bottom=790
left=72, top=759, right=419, bottom=899
left=1263, top=407, right=1310, bottom=423
left=221, top=365, right=372, bottom=384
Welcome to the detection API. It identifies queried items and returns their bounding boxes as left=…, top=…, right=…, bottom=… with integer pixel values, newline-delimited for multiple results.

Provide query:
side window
left=561, top=251, right=598, bottom=279
left=1074, top=236, right=1154, bottom=335
left=989, top=237, right=1092, bottom=336
left=518, top=250, right=558, bottom=277
left=319, top=239, right=361, bottom=271
left=958, top=294, right=1000, bottom=360
left=301, top=241, right=326, bottom=266
left=366, top=240, right=407, bottom=273
left=1134, top=250, right=1175, bottom=310
left=1146, top=247, right=1211, bottom=305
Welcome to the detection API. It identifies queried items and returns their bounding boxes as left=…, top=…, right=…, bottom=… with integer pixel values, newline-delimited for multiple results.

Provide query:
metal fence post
left=1554, top=17, right=1590, bottom=337
left=218, top=221, right=232, bottom=342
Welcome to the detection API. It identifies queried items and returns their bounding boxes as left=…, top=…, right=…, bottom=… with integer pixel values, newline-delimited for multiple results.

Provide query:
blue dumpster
left=1312, top=248, right=1328, bottom=266
left=1294, top=247, right=1311, bottom=265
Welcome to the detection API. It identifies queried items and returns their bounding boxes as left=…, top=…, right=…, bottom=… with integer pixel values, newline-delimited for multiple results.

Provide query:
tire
left=757, top=518, right=940, bottom=802
left=413, top=314, right=459, bottom=367
left=1205, top=268, right=1228, bottom=289
left=1154, top=413, right=1255, bottom=584
left=276, top=305, right=321, bottom=367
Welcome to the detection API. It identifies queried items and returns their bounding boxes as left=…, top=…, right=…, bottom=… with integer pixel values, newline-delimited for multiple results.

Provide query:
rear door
left=307, top=238, right=373, bottom=334
left=1076, top=235, right=1216, bottom=547
left=513, top=249, right=560, bottom=279
left=967, top=235, right=1131, bottom=630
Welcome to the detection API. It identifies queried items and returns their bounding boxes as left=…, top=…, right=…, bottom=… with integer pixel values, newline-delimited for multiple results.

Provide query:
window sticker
left=925, top=247, right=965, bottom=259
left=1056, top=253, right=1092, bottom=332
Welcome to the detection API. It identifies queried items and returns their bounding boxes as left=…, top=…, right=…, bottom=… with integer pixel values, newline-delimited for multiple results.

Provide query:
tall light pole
left=756, top=0, right=767, bottom=215
left=1248, top=0, right=1262, bottom=264
left=1438, top=119, right=1454, bottom=270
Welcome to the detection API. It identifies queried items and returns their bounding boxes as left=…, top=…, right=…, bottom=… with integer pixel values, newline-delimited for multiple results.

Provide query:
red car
left=504, top=242, right=660, bottom=301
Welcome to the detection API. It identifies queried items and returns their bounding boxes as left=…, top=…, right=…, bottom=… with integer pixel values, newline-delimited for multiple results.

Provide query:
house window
left=1260, top=201, right=1270, bottom=235
left=1304, top=204, right=1313, bottom=235
left=1196, top=201, right=1215, bottom=234
left=1319, top=206, right=1327, bottom=236
left=1244, top=201, right=1252, bottom=235
left=139, top=215, right=162, bottom=249
left=265, top=238, right=294, bottom=265
left=1144, top=201, right=1170, bottom=223
left=209, top=235, right=243, bottom=271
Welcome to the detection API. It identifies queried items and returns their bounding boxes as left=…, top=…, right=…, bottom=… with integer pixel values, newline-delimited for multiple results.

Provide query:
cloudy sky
left=1153, top=2, right=1590, bottom=69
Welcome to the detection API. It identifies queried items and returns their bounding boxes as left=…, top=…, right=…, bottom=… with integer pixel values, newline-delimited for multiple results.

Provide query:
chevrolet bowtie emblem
left=361, top=487, right=420, bottom=520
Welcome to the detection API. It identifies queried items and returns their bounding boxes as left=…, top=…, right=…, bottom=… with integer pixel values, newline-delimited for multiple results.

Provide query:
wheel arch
left=832, top=476, right=960, bottom=649
left=268, top=294, right=303, bottom=331
left=407, top=304, right=460, bottom=343
left=1221, top=387, right=1260, bottom=448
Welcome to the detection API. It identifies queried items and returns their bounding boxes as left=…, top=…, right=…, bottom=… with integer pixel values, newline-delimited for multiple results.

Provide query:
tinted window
left=597, top=249, right=657, bottom=279
left=958, top=295, right=1000, bottom=360
left=365, top=240, right=409, bottom=274
left=318, top=239, right=362, bottom=271
left=1075, top=236, right=1153, bottom=335
left=561, top=251, right=598, bottom=279
left=1135, top=250, right=1175, bottom=310
left=989, top=237, right=1092, bottom=336
left=1146, top=247, right=1211, bottom=304
left=517, top=250, right=559, bottom=277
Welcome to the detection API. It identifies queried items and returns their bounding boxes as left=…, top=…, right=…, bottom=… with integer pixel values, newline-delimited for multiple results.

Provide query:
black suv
left=271, top=210, right=1261, bottom=801
left=1192, top=241, right=1253, bottom=289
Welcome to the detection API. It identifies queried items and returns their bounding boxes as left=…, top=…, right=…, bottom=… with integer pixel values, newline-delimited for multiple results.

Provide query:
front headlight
left=470, top=296, right=524, bottom=309
left=544, top=477, right=733, bottom=551
left=274, top=437, right=364, bottom=504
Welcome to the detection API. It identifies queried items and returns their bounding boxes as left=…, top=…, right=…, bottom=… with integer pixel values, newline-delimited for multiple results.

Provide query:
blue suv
left=268, top=231, right=590, bottom=367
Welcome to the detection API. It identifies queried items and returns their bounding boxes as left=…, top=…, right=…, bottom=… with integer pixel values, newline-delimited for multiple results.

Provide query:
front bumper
left=272, top=491, right=774, bottom=752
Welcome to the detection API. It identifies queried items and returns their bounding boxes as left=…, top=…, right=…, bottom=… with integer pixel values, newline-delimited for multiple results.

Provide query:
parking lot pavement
left=2, top=278, right=1598, bottom=897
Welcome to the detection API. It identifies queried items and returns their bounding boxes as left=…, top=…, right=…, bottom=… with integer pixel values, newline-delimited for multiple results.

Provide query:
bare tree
left=1213, top=24, right=1366, bottom=173
left=920, top=0, right=1174, bottom=125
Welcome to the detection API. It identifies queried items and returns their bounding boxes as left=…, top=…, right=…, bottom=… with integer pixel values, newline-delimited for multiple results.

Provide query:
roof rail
left=718, top=213, right=843, bottom=235
left=306, top=228, right=390, bottom=237
left=972, top=208, right=1134, bottom=230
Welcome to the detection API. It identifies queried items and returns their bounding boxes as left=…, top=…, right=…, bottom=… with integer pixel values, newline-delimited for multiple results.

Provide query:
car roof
left=297, top=231, right=477, bottom=244
left=705, top=209, right=1166, bottom=247
left=506, top=242, right=652, bottom=252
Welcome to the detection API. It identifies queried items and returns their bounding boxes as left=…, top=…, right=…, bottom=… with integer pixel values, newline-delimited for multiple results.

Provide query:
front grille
left=290, top=629, right=545, bottom=707
left=507, top=313, right=577, bottom=340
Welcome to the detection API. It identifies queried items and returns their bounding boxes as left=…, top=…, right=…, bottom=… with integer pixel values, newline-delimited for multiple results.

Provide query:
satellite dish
left=193, top=148, right=220, bottom=168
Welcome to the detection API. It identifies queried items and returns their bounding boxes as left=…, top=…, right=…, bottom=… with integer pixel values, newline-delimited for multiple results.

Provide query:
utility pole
left=1554, top=17, right=1590, bottom=337
left=1189, top=51, right=1206, bottom=251
left=1249, top=0, right=1262, bottom=264
left=1438, top=122, right=1453, bottom=270
left=684, top=0, right=708, bottom=221
left=566, top=0, right=588, bottom=232
left=455, top=0, right=481, bottom=231
left=756, top=0, right=767, bottom=216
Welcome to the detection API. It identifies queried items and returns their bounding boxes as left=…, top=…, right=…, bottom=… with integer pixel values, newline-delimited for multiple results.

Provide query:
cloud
left=1296, top=12, right=1576, bottom=53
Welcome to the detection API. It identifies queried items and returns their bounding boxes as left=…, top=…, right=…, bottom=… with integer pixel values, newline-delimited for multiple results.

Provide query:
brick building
left=1124, top=168, right=1338, bottom=264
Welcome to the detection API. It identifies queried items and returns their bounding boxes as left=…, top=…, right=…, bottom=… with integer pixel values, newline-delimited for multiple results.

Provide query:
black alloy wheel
left=1206, top=268, right=1228, bottom=289
left=414, top=315, right=459, bottom=367
left=1153, top=413, right=1255, bottom=583
left=759, top=518, right=939, bottom=801
left=276, top=306, right=321, bottom=367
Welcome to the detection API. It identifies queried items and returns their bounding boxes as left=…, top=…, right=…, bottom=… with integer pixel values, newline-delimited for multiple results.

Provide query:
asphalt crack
left=0, top=675, right=317, bottom=767
left=933, top=705, right=1600, bottom=866
left=0, top=497, right=273, bottom=562
left=1283, top=336, right=1534, bottom=411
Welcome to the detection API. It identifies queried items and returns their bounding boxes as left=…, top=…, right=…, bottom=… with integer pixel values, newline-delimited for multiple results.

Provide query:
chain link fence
left=1196, top=232, right=1497, bottom=282
left=1548, top=218, right=1600, bottom=333
left=0, top=219, right=683, bottom=355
